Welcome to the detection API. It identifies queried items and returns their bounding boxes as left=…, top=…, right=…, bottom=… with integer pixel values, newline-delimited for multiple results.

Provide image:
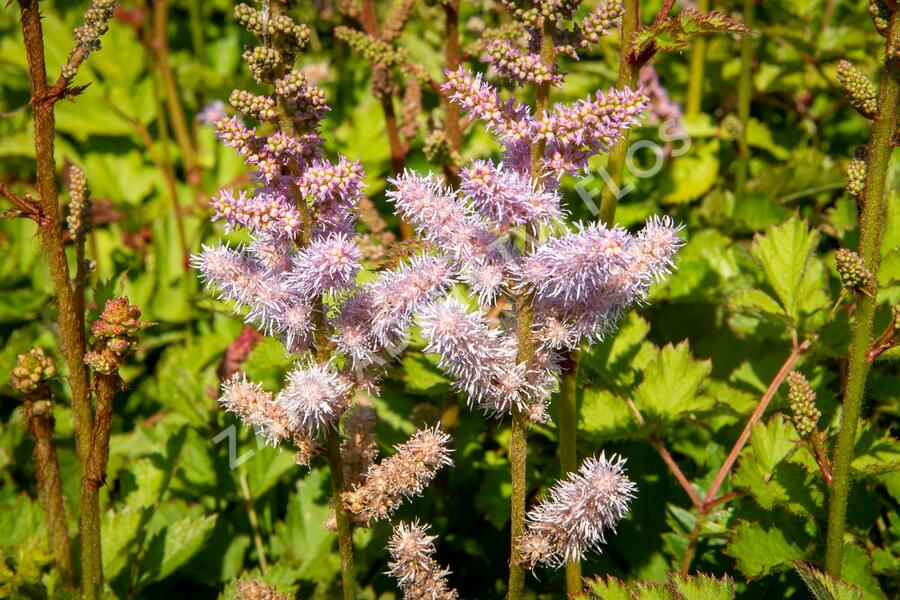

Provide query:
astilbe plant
left=379, top=0, right=685, bottom=595
left=194, top=2, right=459, bottom=597
left=195, top=1, right=686, bottom=597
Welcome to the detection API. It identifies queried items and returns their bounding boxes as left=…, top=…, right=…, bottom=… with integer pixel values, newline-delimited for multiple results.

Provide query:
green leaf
left=668, top=573, right=735, bottom=599
left=633, top=341, right=713, bottom=423
left=101, top=506, right=144, bottom=580
left=402, top=353, right=451, bottom=395
left=840, top=543, right=888, bottom=600
left=794, top=562, right=864, bottom=600
left=139, top=514, right=217, bottom=585
left=271, top=468, right=339, bottom=581
left=660, top=140, right=720, bottom=205
left=630, top=9, right=751, bottom=56
left=579, top=387, right=639, bottom=440
left=732, top=416, right=825, bottom=516
left=726, top=520, right=807, bottom=577
left=750, top=217, right=819, bottom=320
left=583, top=574, right=735, bottom=599
left=851, top=426, right=900, bottom=478
left=581, top=311, right=653, bottom=390
left=585, top=576, right=652, bottom=600
left=727, top=289, right=791, bottom=324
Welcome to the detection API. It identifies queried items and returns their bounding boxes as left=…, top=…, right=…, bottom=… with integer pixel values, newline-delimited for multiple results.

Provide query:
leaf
left=852, top=425, right=900, bottom=478
left=840, top=543, right=888, bottom=600
left=579, top=387, right=639, bottom=440
left=727, top=289, right=791, bottom=324
left=750, top=217, right=819, bottom=320
left=402, top=353, right=451, bottom=395
left=139, top=514, right=217, bottom=585
left=726, top=520, right=807, bottom=577
left=732, top=416, right=825, bottom=516
left=271, top=468, right=339, bottom=581
left=583, top=574, right=735, bottom=599
left=630, top=9, right=751, bottom=56
left=660, top=139, right=719, bottom=205
left=668, top=573, right=735, bottom=599
left=794, top=562, right=863, bottom=600
left=101, top=506, right=144, bottom=580
left=581, top=311, right=653, bottom=390
left=633, top=341, right=713, bottom=423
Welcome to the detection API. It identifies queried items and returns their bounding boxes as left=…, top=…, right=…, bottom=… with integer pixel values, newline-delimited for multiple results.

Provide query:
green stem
left=239, top=473, right=269, bottom=574
left=508, top=17, right=557, bottom=600
left=558, top=351, right=581, bottom=593
left=825, top=11, right=900, bottom=576
left=269, top=4, right=357, bottom=592
left=685, top=0, right=710, bottom=117
left=734, top=0, right=755, bottom=197
left=599, top=0, right=641, bottom=224
left=327, top=430, right=358, bottom=600
left=153, top=0, right=200, bottom=191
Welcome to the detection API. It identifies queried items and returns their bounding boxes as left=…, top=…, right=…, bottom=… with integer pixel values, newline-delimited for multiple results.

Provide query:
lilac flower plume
left=343, top=426, right=453, bottom=523
left=287, top=232, right=361, bottom=297
left=387, top=520, right=459, bottom=600
left=276, top=359, right=352, bottom=437
left=442, top=66, right=649, bottom=176
left=518, top=453, right=636, bottom=568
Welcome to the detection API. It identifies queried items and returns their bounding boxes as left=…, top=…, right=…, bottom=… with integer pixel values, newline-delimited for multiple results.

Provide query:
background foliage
left=1, top=0, right=898, bottom=598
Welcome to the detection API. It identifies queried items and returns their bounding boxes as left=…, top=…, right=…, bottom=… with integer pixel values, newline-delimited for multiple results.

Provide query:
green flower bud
left=837, top=60, right=878, bottom=119
left=66, top=165, right=92, bottom=242
left=846, top=158, right=867, bottom=198
left=787, top=371, right=820, bottom=438
left=835, top=248, right=872, bottom=292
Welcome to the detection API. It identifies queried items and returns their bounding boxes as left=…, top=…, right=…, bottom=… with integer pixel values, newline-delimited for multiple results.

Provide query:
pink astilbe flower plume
left=329, top=255, right=453, bottom=369
left=418, top=300, right=556, bottom=418
left=218, top=373, right=318, bottom=463
left=366, top=255, right=455, bottom=345
left=418, top=299, right=507, bottom=404
left=287, top=232, right=361, bottom=297
left=276, top=360, right=353, bottom=437
left=387, top=171, right=498, bottom=263
left=460, top=160, right=562, bottom=227
left=342, top=426, right=453, bottom=523
left=441, top=67, right=533, bottom=146
left=517, top=222, right=633, bottom=304
left=209, top=187, right=303, bottom=236
left=518, top=452, right=636, bottom=569
left=387, top=521, right=459, bottom=600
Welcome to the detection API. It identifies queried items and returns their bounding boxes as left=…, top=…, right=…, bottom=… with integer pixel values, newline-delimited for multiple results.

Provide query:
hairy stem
left=239, top=472, right=269, bottom=574
left=825, top=12, right=899, bottom=576
left=326, top=430, right=357, bottom=600
left=685, top=0, right=710, bottom=117
left=598, top=0, right=641, bottom=224
left=557, top=352, right=581, bottom=592
left=442, top=0, right=462, bottom=186
left=704, top=339, right=811, bottom=506
left=17, top=2, right=99, bottom=595
left=26, top=392, right=73, bottom=583
left=508, top=18, right=557, bottom=600
left=80, top=372, right=119, bottom=597
left=734, top=0, right=755, bottom=196
left=270, top=5, right=358, bottom=590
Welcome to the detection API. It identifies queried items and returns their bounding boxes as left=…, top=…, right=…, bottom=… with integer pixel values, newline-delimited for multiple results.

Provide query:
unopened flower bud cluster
left=84, top=297, right=143, bottom=375
left=66, top=165, right=92, bottom=241
left=12, top=348, right=57, bottom=396
left=787, top=371, right=821, bottom=437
